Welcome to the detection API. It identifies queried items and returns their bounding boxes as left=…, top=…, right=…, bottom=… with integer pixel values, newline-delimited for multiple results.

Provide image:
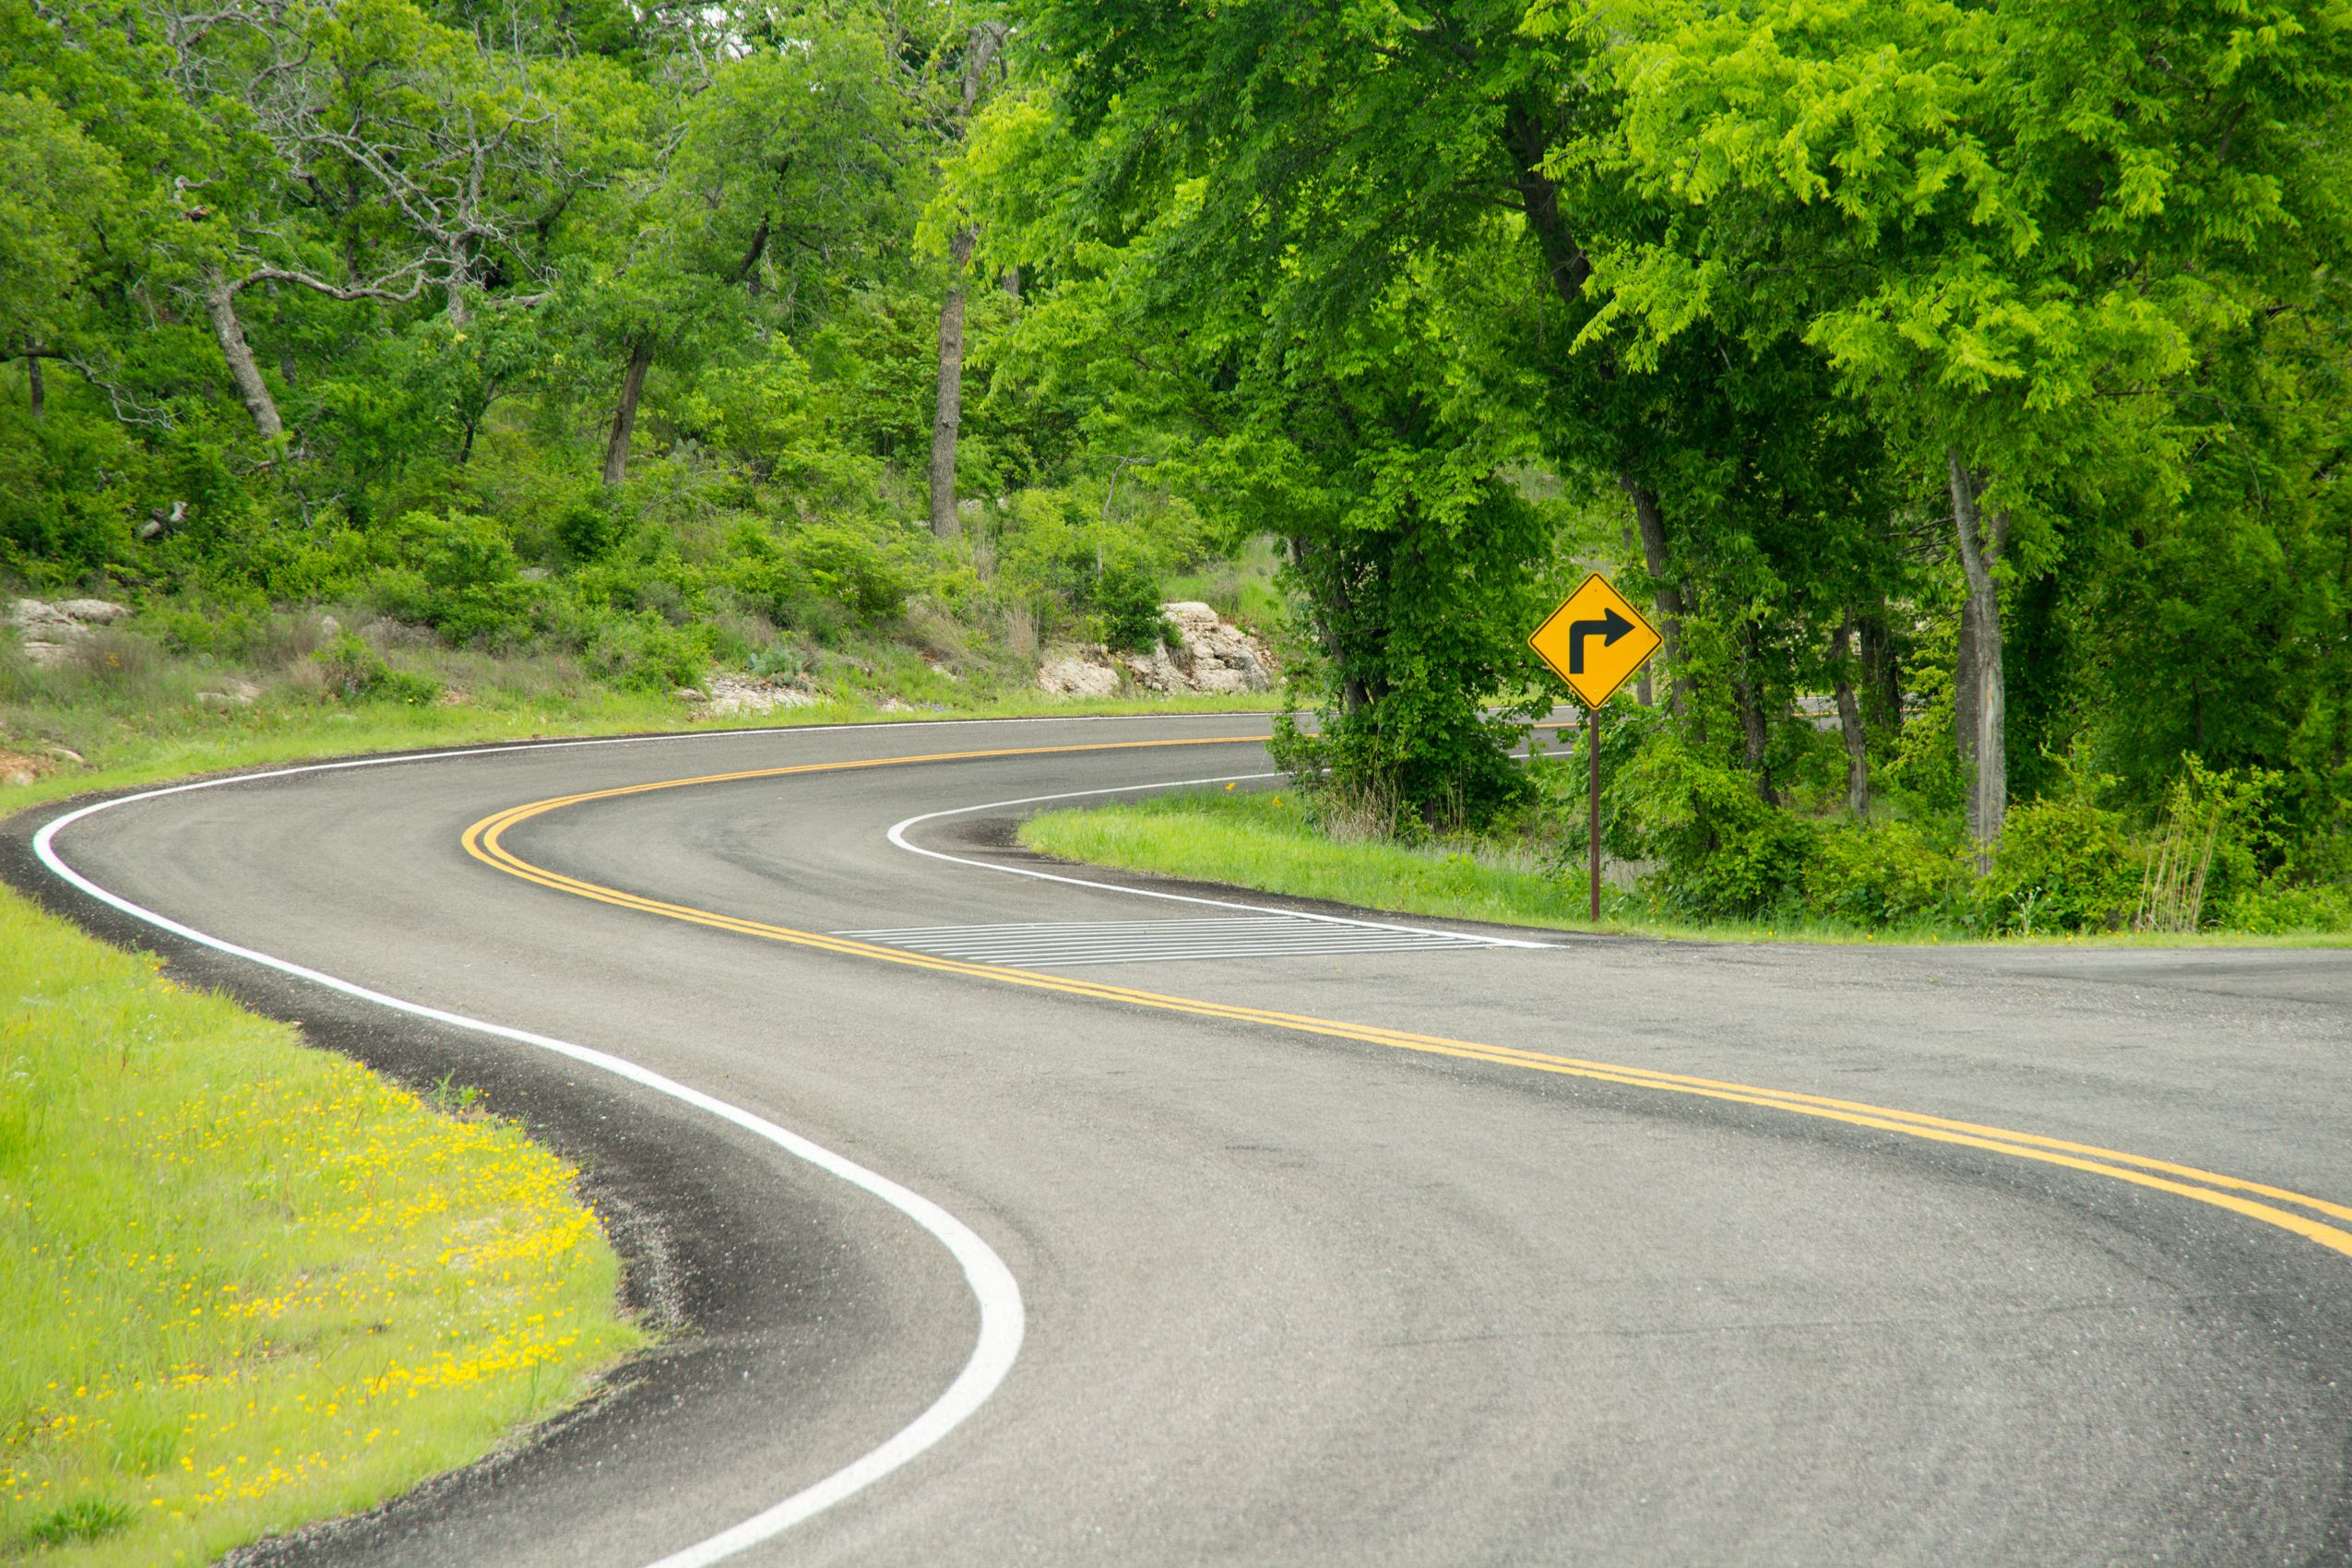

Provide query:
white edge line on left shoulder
left=27, top=728, right=1028, bottom=1568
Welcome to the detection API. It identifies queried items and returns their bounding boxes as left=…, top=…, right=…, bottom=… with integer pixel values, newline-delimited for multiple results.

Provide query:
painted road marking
left=462, top=738, right=2352, bottom=1272
left=880, top=769, right=1553, bottom=947
left=836, top=916, right=1501, bottom=967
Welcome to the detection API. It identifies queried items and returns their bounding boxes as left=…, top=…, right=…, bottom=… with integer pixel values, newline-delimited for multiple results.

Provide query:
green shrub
left=1804, top=819, right=1967, bottom=927
left=1616, top=735, right=1818, bottom=919
left=1096, top=560, right=1175, bottom=652
left=1978, top=794, right=2143, bottom=933
left=0, top=401, right=145, bottom=584
left=311, top=630, right=439, bottom=705
left=784, top=519, right=920, bottom=624
left=145, top=590, right=274, bottom=661
left=374, top=510, right=540, bottom=644
left=182, top=512, right=374, bottom=603
left=2218, top=878, right=2352, bottom=934
left=582, top=612, right=709, bottom=694
left=995, top=484, right=1202, bottom=643
left=554, top=496, right=625, bottom=562
left=718, top=517, right=921, bottom=629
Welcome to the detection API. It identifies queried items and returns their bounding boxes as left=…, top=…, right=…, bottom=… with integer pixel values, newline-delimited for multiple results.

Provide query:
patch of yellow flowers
left=1, top=891, right=642, bottom=1563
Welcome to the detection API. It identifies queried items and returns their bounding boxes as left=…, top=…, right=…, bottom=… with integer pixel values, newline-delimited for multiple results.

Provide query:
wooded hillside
left=5, top=0, right=2347, bottom=932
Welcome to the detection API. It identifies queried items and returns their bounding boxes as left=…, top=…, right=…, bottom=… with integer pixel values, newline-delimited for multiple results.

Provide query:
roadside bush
left=553, top=495, right=625, bottom=563
left=564, top=548, right=707, bottom=624
left=1615, top=734, right=1819, bottom=918
left=581, top=612, right=709, bottom=694
left=311, top=630, right=439, bottom=705
left=146, top=591, right=275, bottom=662
left=1977, top=794, right=2142, bottom=933
left=785, top=519, right=921, bottom=624
left=0, top=402, right=146, bottom=585
left=2159, top=759, right=2289, bottom=919
left=718, top=517, right=921, bottom=630
left=1096, top=560, right=1176, bottom=652
left=178, top=510, right=374, bottom=604
left=373, top=510, right=540, bottom=644
left=1804, top=819, right=1967, bottom=927
left=995, top=484, right=1204, bottom=643
left=2219, top=879, right=2352, bottom=934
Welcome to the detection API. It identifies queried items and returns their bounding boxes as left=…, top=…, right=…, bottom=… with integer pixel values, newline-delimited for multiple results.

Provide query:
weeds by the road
left=0, top=885, right=643, bottom=1564
left=1020, top=788, right=2352, bottom=946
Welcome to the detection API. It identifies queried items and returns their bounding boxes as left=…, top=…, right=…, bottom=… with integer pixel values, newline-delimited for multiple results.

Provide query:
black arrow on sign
left=1566, top=607, right=1634, bottom=673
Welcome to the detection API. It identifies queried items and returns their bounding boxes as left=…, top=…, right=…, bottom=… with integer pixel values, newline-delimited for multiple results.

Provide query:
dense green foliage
left=6, top=0, right=2349, bottom=932
left=988, top=0, right=2352, bottom=931
left=0, top=0, right=1240, bottom=711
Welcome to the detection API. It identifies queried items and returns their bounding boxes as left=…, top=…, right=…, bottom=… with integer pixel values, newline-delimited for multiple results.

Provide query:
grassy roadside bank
left=0, top=881, right=643, bottom=1564
left=1019, top=789, right=2352, bottom=947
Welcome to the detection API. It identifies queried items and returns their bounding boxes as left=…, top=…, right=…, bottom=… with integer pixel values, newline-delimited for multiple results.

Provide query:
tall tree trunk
left=925, top=23, right=1010, bottom=543
left=202, top=270, right=284, bottom=440
left=928, top=229, right=972, bottom=540
left=1954, top=588, right=1980, bottom=827
left=445, top=244, right=471, bottom=326
left=24, top=341, right=42, bottom=422
left=1735, top=621, right=1775, bottom=804
left=602, top=339, right=653, bottom=488
left=1949, top=449, right=2009, bottom=868
left=1619, top=477, right=1691, bottom=716
left=1833, top=614, right=1869, bottom=817
left=1289, top=533, right=1369, bottom=714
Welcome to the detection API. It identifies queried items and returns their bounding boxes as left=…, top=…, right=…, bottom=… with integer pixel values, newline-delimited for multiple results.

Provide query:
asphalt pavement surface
left=11, top=713, right=2352, bottom=1567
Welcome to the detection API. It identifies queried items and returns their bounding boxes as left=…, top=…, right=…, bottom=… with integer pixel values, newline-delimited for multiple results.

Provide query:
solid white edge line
left=25, top=719, right=1059, bottom=1568
left=885, top=773, right=1556, bottom=950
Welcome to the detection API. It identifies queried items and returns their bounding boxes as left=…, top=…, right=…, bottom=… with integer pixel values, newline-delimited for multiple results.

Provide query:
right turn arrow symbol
left=1566, top=607, right=1633, bottom=674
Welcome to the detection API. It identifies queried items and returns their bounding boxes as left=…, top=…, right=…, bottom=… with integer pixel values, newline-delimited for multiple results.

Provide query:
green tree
left=1593, top=0, right=2352, bottom=857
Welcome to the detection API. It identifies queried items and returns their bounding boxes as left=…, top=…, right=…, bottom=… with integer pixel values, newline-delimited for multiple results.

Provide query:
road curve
left=11, top=713, right=2352, bottom=1567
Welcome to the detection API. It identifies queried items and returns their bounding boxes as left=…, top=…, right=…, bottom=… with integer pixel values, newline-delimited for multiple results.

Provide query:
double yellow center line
left=463, top=734, right=2352, bottom=1265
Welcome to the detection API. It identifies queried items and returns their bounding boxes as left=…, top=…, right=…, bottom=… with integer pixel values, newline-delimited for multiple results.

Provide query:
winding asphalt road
left=12, top=713, right=2352, bottom=1566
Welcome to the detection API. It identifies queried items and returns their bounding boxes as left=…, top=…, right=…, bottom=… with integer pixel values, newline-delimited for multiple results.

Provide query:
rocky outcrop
left=680, top=671, right=821, bottom=718
left=1036, top=655, right=1122, bottom=698
left=196, top=678, right=263, bottom=707
left=7, top=598, right=133, bottom=668
left=1135, top=601, right=1277, bottom=694
left=1039, top=602, right=1277, bottom=698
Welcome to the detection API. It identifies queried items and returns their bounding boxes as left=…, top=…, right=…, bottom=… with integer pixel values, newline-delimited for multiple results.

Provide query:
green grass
left=0, top=885, right=645, bottom=1564
left=1026, top=787, right=1616, bottom=929
left=1019, top=789, right=2352, bottom=948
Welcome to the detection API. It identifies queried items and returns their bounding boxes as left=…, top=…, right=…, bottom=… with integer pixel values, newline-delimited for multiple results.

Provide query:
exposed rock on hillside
left=8, top=598, right=133, bottom=668
left=1037, top=601, right=1277, bottom=697
left=682, top=671, right=821, bottom=718
left=1036, top=655, right=1120, bottom=698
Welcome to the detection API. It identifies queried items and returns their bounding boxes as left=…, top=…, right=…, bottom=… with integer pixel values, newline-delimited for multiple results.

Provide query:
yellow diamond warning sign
left=1528, top=573, right=1661, bottom=708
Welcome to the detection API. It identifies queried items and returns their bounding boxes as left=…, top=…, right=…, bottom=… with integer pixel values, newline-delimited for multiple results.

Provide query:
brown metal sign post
left=1526, top=574, right=1663, bottom=924
left=1588, top=705, right=1602, bottom=921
